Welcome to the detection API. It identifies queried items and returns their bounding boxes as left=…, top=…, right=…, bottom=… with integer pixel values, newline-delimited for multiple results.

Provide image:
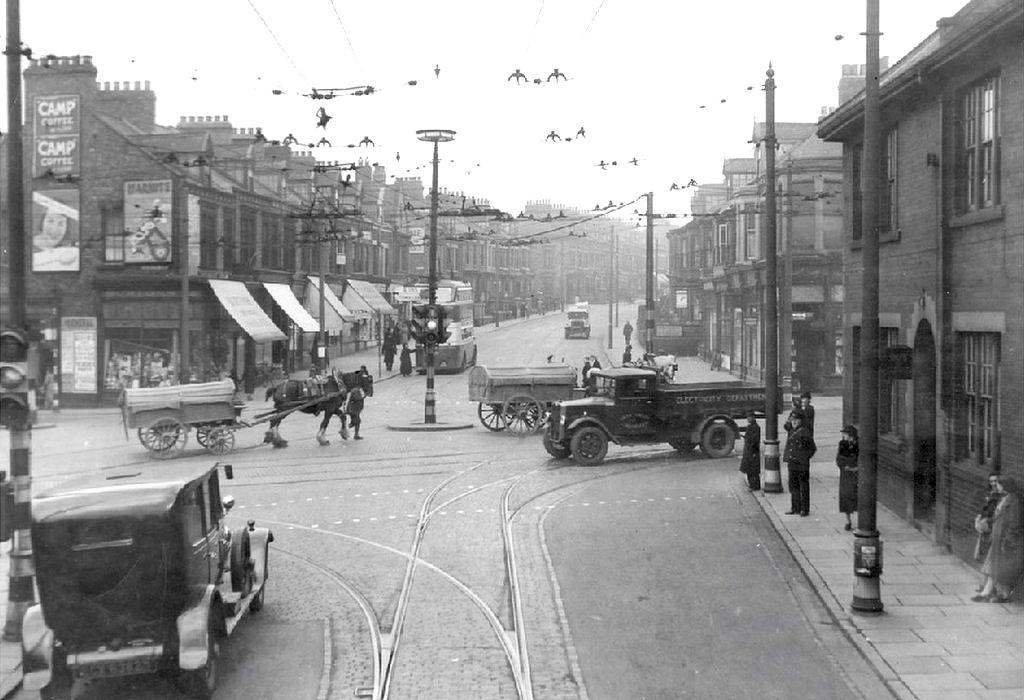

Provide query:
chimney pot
left=83, top=56, right=93, bottom=65
left=144, top=80, right=150, bottom=90
left=222, top=115, right=228, bottom=121
left=134, top=81, right=141, bottom=90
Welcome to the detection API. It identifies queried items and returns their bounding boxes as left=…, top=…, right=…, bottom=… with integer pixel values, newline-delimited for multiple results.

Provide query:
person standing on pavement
left=623, top=320, right=633, bottom=347
left=739, top=413, right=761, bottom=490
left=399, top=343, right=413, bottom=377
left=837, top=425, right=859, bottom=531
left=798, top=391, right=815, bottom=437
left=581, top=357, right=592, bottom=388
left=783, top=411, right=816, bottom=516
left=972, top=474, right=1023, bottom=603
left=382, top=329, right=397, bottom=372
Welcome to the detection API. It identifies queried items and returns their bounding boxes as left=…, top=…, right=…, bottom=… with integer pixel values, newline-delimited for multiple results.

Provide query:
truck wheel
left=543, top=432, right=571, bottom=459
left=700, top=421, right=736, bottom=458
left=230, top=528, right=253, bottom=596
left=180, top=610, right=220, bottom=699
left=570, top=426, right=608, bottom=466
left=250, top=551, right=268, bottom=613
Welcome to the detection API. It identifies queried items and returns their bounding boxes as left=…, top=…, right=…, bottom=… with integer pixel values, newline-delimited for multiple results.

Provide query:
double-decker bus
left=413, top=280, right=478, bottom=373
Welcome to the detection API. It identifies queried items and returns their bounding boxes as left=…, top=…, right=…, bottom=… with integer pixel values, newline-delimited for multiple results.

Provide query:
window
left=183, top=486, right=207, bottom=545
left=101, top=206, right=125, bottom=262
left=199, top=204, right=217, bottom=269
left=956, top=333, right=999, bottom=465
left=957, top=75, right=1000, bottom=212
left=222, top=208, right=236, bottom=269
left=879, top=128, right=898, bottom=233
left=745, top=212, right=759, bottom=260
left=714, top=224, right=732, bottom=265
left=879, top=327, right=905, bottom=436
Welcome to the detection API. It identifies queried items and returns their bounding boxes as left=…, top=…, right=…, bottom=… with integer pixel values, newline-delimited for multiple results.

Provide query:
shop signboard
left=33, top=94, right=79, bottom=177
left=60, top=317, right=97, bottom=393
left=32, top=189, right=80, bottom=272
left=675, top=289, right=689, bottom=309
left=124, top=180, right=173, bottom=263
left=409, top=227, right=425, bottom=255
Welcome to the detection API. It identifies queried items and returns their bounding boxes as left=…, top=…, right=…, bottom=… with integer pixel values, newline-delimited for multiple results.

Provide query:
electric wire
left=246, top=0, right=309, bottom=83
left=326, top=0, right=363, bottom=71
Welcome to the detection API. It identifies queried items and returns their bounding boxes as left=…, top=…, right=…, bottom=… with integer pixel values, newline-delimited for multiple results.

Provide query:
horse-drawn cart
left=467, top=364, right=581, bottom=434
left=120, top=379, right=245, bottom=459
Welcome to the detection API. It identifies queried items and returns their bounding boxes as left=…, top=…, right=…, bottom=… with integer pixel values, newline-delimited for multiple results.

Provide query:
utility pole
left=645, top=192, right=655, bottom=354
left=853, top=0, right=884, bottom=614
left=614, top=227, right=619, bottom=326
left=762, top=64, right=783, bottom=494
left=3, top=0, right=36, bottom=643
left=607, top=226, right=614, bottom=350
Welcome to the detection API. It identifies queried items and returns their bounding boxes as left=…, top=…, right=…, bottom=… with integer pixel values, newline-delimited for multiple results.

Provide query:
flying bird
left=576, top=126, right=586, bottom=138
left=629, top=158, right=639, bottom=166
left=315, top=107, right=332, bottom=129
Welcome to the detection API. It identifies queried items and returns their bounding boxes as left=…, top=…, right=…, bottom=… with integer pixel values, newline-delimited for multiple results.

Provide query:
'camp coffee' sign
left=34, top=95, right=80, bottom=178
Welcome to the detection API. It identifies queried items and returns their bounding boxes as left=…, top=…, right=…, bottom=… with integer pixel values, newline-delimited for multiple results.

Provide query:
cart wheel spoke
left=140, top=418, right=188, bottom=459
left=478, top=403, right=508, bottom=431
left=503, top=395, right=543, bottom=435
left=205, top=427, right=236, bottom=454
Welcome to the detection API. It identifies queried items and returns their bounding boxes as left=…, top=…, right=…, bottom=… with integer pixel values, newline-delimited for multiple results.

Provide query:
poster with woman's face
left=32, top=189, right=80, bottom=272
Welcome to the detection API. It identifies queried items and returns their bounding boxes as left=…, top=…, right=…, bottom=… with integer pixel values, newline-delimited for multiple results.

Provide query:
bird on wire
left=545, top=130, right=562, bottom=142
left=434, top=64, right=441, bottom=78
left=316, top=137, right=331, bottom=147
left=629, top=157, right=639, bottom=166
left=547, top=68, right=568, bottom=82
left=576, top=126, right=586, bottom=138
left=359, top=136, right=375, bottom=147
left=508, top=68, right=528, bottom=84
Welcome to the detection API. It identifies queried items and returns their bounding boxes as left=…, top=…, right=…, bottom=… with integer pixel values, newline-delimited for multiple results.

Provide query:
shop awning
left=263, top=282, right=319, bottom=332
left=331, top=283, right=373, bottom=318
left=208, top=279, right=286, bottom=343
left=346, top=279, right=397, bottom=315
left=305, top=276, right=354, bottom=331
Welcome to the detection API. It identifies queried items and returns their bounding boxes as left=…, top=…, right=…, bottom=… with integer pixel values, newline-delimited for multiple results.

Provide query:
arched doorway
left=913, top=320, right=937, bottom=525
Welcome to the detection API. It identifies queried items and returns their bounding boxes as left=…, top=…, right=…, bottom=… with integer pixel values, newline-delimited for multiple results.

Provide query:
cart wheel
left=504, top=395, right=543, bottom=435
left=196, top=427, right=211, bottom=448
left=478, top=403, right=508, bottom=432
left=139, top=418, right=188, bottom=459
left=204, top=427, right=236, bottom=454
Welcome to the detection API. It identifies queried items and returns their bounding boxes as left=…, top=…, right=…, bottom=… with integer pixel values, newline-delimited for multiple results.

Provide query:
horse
left=262, top=369, right=373, bottom=447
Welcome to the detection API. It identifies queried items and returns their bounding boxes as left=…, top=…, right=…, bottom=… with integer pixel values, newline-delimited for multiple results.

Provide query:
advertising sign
left=409, top=227, right=425, bottom=254
left=32, top=189, right=80, bottom=272
left=60, top=317, right=97, bottom=393
left=675, top=289, right=689, bottom=309
left=124, top=180, right=173, bottom=263
left=34, top=94, right=80, bottom=177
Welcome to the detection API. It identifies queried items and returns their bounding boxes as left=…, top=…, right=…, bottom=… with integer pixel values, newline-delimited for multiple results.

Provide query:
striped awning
left=305, top=276, right=354, bottom=331
left=263, top=282, right=319, bottom=332
left=208, top=279, right=286, bottom=343
left=346, top=279, right=397, bottom=315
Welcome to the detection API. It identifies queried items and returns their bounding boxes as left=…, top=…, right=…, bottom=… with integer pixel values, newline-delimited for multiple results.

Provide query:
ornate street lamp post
left=415, top=129, right=455, bottom=424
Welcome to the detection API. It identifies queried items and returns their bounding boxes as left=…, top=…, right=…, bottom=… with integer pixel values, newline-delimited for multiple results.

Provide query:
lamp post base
left=852, top=531, right=884, bottom=613
left=762, top=439, right=783, bottom=493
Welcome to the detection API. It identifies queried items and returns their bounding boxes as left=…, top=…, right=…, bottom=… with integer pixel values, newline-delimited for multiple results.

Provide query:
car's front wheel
left=570, top=426, right=608, bottom=466
left=179, top=611, right=220, bottom=699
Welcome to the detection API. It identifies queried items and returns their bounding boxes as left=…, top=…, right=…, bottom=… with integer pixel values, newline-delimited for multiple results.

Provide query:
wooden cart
left=467, top=364, right=581, bottom=434
left=120, top=379, right=245, bottom=459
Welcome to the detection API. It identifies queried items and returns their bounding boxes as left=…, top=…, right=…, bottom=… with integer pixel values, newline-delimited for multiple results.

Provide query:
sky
left=4, top=0, right=969, bottom=218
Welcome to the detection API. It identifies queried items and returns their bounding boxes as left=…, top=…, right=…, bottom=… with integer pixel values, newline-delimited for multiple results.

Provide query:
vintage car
left=22, top=461, right=272, bottom=699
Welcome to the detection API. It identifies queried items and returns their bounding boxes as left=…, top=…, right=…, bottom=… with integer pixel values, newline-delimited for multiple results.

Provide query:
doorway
left=913, top=320, right=937, bottom=525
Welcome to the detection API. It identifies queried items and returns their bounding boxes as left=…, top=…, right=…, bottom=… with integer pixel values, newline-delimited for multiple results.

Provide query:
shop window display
left=103, top=334, right=175, bottom=390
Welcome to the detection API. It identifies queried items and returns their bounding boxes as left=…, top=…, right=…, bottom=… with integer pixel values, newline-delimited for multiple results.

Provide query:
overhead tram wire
left=506, top=195, right=643, bottom=245
left=326, top=0, right=363, bottom=72
left=246, top=0, right=309, bottom=83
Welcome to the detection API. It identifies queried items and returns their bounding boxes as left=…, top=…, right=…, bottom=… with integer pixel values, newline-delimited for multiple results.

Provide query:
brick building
left=817, top=0, right=1023, bottom=558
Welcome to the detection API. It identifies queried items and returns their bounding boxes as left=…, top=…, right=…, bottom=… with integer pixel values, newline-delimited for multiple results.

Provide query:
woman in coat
left=973, top=474, right=1023, bottom=603
left=739, top=413, right=761, bottom=490
left=837, top=425, right=859, bottom=531
left=399, top=343, right=413, bottom=377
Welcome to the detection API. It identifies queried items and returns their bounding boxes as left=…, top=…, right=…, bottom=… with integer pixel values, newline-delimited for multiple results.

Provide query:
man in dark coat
left=798, top=391, right=815, bottom=437
left=623, top=320, right=633, bottom=346
left=581, top=358, right=592, bottom=388
left=382, top=328, right=397, bottom=372
left=783, top=411, right=816, bottom=516
left=344, top=383, right=366, bottom=439
left=399, top=344, right=413, bottom=376
left=739, top=413, right=761, bottom=490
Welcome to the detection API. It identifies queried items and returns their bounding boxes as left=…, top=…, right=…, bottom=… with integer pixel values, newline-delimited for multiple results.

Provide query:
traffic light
left=0, top=328, right=33, bottom=428
left=423, top=304, right=442, bottom=346
left=411, top=304, right=429, bottom=344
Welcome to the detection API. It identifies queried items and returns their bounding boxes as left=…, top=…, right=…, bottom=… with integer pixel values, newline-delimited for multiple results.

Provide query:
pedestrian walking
left=623, top=320, right=633, bottom=346
left=782, top=411, right=816, bottom=516
left=399, top=343, right=413, bottom=377
left=739, top=413, right=761, bottom=490
left=837, top=425, right=859, bottom=531
left=382, top=330, right=397, bottom=372
left=973, top=477, right=1001, bottom=562
left=972, top=473, right=1023, bottom=603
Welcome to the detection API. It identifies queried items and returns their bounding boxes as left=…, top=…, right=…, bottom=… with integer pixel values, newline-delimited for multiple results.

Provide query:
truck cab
left=544, top=367, right=776, bottom=465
